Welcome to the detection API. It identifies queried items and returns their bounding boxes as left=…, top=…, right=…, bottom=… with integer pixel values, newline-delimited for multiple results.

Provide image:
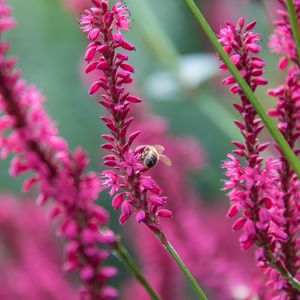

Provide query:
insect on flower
left=139, top=145, right=172, bottom=169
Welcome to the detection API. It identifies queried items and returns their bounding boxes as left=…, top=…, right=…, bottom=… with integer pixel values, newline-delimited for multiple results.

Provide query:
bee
left=139, top=145, right=172, bottom=169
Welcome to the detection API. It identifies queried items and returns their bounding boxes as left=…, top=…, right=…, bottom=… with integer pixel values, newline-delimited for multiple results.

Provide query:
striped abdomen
left=144, top=153, right=158, bottom=168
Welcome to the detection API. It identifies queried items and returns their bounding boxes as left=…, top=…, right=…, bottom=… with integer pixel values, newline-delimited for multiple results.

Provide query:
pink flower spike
left=80, top=0, right=172, bottom=234
left=218, top=13, right=300, bottom=297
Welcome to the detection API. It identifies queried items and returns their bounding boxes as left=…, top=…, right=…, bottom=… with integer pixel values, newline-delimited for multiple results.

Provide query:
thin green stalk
left=270, top=261, right=300, bottom=291
left=266, top=249, right=300, bottom=291
left=156, top=233, right=208, bottom=300
left=112, top=240, right=161, bottom=300
left=286, top=0, right=300, bottom=61
left=185, top=0, right=300, bottom=179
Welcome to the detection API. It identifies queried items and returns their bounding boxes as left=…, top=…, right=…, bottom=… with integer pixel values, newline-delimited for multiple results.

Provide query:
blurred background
left=0, top=0, right=283, bottom=299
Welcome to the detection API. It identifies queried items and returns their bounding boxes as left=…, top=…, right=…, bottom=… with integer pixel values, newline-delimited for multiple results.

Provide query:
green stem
left=286, top=0, right=300, bottom=61
left=266, top=250, right=300, bottom=292
left=184, top=0, right=300, bottom=179
left=112, top=240, right=161, bottom=300
left=156, top=233, right=208, bottom=300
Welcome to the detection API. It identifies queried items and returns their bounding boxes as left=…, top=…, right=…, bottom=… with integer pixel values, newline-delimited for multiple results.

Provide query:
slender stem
left=286, top=0, right=300, bottom=61
left=266, top=250, right=300, bottom=291
left=156, top=233, right=208, bottom=300
left=112, top=240, right=161, bottom=300
left=184, top=0, right=300, bottom=179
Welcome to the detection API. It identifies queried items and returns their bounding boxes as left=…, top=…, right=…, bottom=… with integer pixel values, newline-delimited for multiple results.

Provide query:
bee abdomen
left=144, top=155, right=158, bottom=168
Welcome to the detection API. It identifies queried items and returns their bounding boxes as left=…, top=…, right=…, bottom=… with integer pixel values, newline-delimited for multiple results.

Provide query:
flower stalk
left=184, top=0, right=300, bottom=179
left=156, top=232, right=208, bottom=300
left=286, top=0, right=300, bottom=60
left=112, top=239, right=161, bottom=300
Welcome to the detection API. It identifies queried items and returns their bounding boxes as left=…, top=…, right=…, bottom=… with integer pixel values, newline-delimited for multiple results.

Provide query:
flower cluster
left=0, top=2, right=117, bottom=299
left=266, top=2, right=300, bottom=297
left=269, top=0, right=300, bottom=68
left=218, top=17, right=300, bottom=298
left=218, top=17, right=267, bottom=94
left=218, top=18, right=282, bottom=248
left=80, top=0, right=172, bottom=232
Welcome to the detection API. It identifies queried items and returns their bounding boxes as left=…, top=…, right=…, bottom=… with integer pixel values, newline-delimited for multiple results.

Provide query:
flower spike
left=80, top=0, right=172, bottom=232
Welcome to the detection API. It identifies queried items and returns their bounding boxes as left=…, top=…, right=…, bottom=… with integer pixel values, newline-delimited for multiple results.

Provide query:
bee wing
left=160, top=154, right=172, bottom=166
left=153, top=145, right=165, bottom=155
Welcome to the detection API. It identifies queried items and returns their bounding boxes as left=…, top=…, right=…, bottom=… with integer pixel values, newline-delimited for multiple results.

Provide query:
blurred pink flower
left=269, top=0, right=300, bottom=68
left=80, top=0, right=172, bottom=232
left=0, top=2, right=117, bottom=299
left=0, top=195, right=77, bottom=300
left=61, top=0, right=89, bottom=13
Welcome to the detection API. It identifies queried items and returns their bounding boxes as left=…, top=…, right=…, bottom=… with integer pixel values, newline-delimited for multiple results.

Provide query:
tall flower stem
left=112, top=240, right=161, bottom=300
left=156, top=233, right=208, bottom=300
left=184, top=0, right=300, bottom=179
left=287, top=0, right=300, bottom=60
